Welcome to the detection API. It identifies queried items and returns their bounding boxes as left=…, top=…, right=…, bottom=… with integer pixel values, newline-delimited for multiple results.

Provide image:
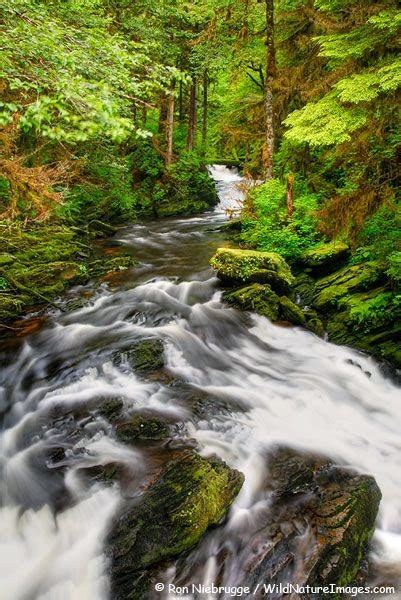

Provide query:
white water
left=0, top=165, right=400, bottom=598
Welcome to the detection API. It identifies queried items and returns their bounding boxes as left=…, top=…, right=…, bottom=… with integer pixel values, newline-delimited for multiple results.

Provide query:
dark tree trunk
left=165, top=91, right=175, bottom=168
left=263, top=0, right=276, bottom=181
left=186, top=78, right=197, bottom=151
left=201, top=70, right=208, bottom=155
left=142, top=106, right=147, bottom=125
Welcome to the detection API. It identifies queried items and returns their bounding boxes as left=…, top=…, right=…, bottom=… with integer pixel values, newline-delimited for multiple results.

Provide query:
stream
left=0, top=165, right=400, bottom=599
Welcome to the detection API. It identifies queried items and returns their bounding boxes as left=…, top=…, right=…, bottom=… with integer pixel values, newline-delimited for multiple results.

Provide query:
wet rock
left=304, top=309, right=325, bottom=337
left=223, top=283, right=281, bottom=321
left=128, top=339, right=165, bottom=373
left=210, top=248, right=294, bottom=293
left=279, top=296, right=306, bottom=326
left=292, top=273, right=316, bottom=306
left=106, top=451, right=244, bottom=599
left=98, top=398, right=124, bottom=423
left=245, top=447, right=381, bottom=596
left=116, top=415, right=170, bottom=442
left=298, top=241, right=350, bottom=276
left=89, top=254, right=137, bottom=276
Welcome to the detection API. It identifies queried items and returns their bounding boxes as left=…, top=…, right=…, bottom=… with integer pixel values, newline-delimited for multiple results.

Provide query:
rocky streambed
left=0, top=167, right=399, bottom=599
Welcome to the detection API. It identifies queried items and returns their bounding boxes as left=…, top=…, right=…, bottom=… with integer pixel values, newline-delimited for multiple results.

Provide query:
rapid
left=0, top=165, right=400, bottom=599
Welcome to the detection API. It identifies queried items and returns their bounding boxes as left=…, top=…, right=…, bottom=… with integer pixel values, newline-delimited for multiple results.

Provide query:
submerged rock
left=117, top=339, right=165, bottom=374
left=210, top=248, right=294, bottom=293
left=298, top=241, right=350, bottom=276
left=116, top=414, right=170, bottom=442
left=106, top=451, right=244, bottom=599
left=245, top=447, right=381, bottom=595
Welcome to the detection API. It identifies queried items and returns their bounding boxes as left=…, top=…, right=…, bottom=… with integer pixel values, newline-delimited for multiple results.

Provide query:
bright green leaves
left=0, top=0, right=174, bottom=144
left=284, top=95, right=367, bottom=146
left=285, top=4, right=401, bottom=148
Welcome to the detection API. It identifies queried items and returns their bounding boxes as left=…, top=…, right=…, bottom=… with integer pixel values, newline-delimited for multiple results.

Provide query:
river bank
left=215, top=228, right=401, bottom=373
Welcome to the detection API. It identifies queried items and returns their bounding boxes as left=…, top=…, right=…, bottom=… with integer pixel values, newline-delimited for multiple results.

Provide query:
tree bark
left=263, top=0, right=276, bottom=181
left=201, top=70, right=208, bottom=155
left=165, top=90, right=175, bottom=168
left=186, top=78, right=197, bottom=151
left=286, top=172, right=295, bottom=218
left=158, top=96, right=167, bottom=135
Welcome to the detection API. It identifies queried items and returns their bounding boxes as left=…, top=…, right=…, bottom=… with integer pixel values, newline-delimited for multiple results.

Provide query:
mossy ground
left=0, top=221, right=138, bottom=324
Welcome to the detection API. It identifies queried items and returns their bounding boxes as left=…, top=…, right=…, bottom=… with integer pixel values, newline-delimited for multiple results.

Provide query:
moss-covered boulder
left=210, top=248, right=294, bottom=293
left=298, top=241, right=350, bottom=276
left=313, top=261, right=385, bottom=310
left=116, top=415, right=170, bottom=442
left=245, top=447, right=381, bottom=593
left=106, top=451, right=244, bottom=599
left=117, top=339, right=165, bottom=374
left=223, top=283, right=281, bottom=321
left=304, top=309, right=325, bottom=337
left=292, top=272, right=316, bottom=306
left=279, top=296, right=306, bottom=326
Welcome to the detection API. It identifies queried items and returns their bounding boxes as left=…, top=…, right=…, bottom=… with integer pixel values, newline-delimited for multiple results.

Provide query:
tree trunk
left=179, top=80, right=184, bottom=123
left=201, top=70, right=208, bottom=155
left=263, top=0, right=276, bottom=181
left=165, top=91, right=175, bottom=168
left=142, top=106, right=147, bottom=125
left=186, top=78, right=197, bottom=151
left=158, top=96, right=167, bottom=135
left=286, top=172, right=295, bottom=218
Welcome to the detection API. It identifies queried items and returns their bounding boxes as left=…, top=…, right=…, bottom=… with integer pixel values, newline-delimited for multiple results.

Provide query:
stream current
left=0, top=165, right=400, bottom=599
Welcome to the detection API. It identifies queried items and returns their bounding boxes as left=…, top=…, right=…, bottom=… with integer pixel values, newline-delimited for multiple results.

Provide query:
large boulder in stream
left=106, top=451, right=244, bottom=599
left=245, top=447, right=381, bottom=597
left=210, top=248, right=294, bottom=293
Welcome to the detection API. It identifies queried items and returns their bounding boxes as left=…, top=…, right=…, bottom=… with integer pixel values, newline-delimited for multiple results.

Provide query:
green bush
left=56, top=145, right=138, bottom=223
left=240, top=179, right=322, bottom=260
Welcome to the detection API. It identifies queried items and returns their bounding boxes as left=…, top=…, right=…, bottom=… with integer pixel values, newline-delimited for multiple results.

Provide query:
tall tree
left=263, top=0, right=276, bottom=180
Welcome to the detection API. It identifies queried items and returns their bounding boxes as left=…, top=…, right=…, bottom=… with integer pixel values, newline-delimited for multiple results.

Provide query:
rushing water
left=0, top=165, right=400, bottom=599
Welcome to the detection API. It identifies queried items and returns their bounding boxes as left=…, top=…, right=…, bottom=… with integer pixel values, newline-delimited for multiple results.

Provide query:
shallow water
left=0, top=165, right=400, bottom=599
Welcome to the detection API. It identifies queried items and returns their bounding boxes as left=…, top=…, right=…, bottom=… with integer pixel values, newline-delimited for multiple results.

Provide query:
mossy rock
left=245, top=447, right=381, bottom=594
left=223, top=283, right=281, bottom=321
left=116, top=415, right=170, bottom=442
left=98, top=398, right=124, bottom=423
left=298, top=241, right=350, bottom=276
left=304, top=310, right=325, bottom=337
left=210, top=248, right=294, bottom=293
left=89, top=254, right=137, bottom=276
left=122, top=339, right=165, bottom=374
left=0, top=253, right=15, bottom=267
left=313, top=262, right=385, bottom=311
left=0, top=294, right=28, bottom=320
left=292, top=273, right=316, bottom=306
left=279, top=296, right=306, bottom=326
left=106, top=451, right=244, bottom=599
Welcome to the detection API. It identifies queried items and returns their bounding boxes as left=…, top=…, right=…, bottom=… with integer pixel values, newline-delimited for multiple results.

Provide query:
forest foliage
left=0, top=0, right=400, bottom=269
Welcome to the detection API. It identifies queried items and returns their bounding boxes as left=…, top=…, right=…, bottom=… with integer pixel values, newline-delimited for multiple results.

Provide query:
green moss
left=116, top=415, right=170, bottom=442
left=106, top=451, right=244, bottom=598
left=299, top=241, right=350, bottom=275
left=313, top=261, right=385, bottom=310
left=223, top=283, right=281, bottom=320
left=123, top=339, right=165, bottom=373
left=98, top=398, right=124, bottom=422
left=210, top=247, right=294, bottom=293
left=279, top=296, right=306, bottom=325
